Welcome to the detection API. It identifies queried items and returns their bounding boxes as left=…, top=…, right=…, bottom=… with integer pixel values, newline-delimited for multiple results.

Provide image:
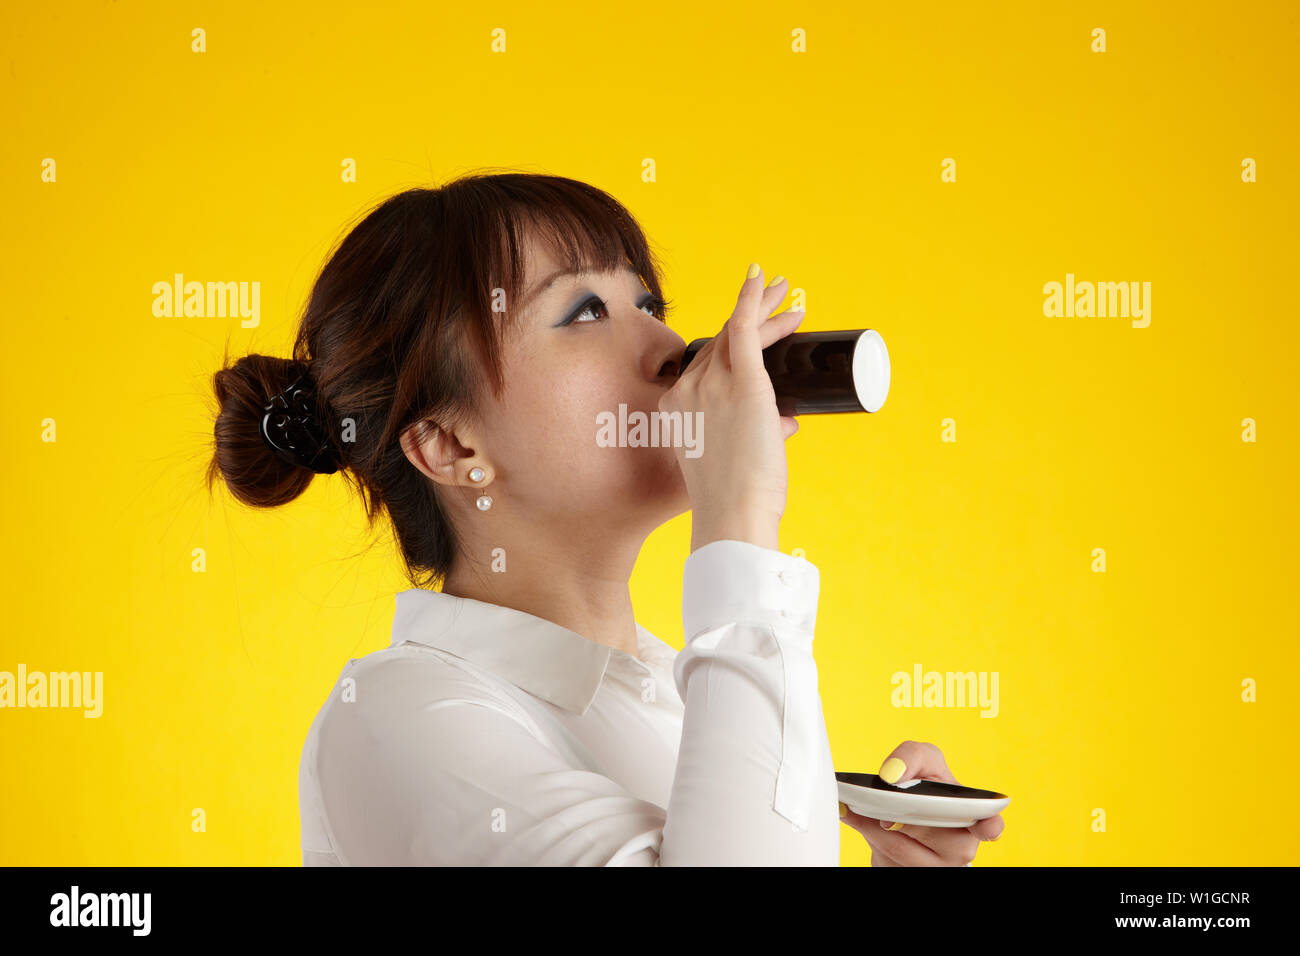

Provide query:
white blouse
left=298, top=538, right=841, bottom=865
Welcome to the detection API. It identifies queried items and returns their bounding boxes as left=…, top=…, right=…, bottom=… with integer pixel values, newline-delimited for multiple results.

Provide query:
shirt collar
left=390, top=588, right=678, bottom=716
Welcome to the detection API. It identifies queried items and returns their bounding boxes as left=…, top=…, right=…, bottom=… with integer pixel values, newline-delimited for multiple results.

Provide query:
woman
left=207, top=171, right=1004, bottom=865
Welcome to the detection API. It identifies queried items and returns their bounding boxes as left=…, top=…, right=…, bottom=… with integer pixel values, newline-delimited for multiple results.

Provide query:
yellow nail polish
left=879, top=756, right=906, bottom=783
left=888, top=821, right=904, bottom=831
left=769, top=274, right=784, bottom=286
left=838, top=801, right=849, bottom=818
left=747, top=262, right=761, bottom=279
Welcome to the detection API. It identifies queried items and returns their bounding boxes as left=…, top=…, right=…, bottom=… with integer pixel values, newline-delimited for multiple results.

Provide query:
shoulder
left=304, top=642, right=536, bottom=747
left=322, top=642, right=520, bottom=717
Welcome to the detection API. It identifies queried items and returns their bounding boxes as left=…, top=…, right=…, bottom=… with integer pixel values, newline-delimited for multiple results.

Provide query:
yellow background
left=2, top=0, right=1296, bottom=865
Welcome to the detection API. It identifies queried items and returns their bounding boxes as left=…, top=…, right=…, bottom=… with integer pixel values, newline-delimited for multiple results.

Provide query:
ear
left=399, top=418, right=484, bottom=489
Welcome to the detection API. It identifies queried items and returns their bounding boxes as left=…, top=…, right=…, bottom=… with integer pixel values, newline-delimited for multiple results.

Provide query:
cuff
left=682, top=539, right=820, bottom=642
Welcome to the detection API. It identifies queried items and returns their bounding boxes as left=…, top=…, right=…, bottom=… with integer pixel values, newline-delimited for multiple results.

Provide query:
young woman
left=207, top=171, right=1004, bottom=865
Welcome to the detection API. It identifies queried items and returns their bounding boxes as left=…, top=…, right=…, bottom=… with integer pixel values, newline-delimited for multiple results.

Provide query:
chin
left=649, top=453, right=692, bottom=513
left=624, top=447, right=690, bottom=512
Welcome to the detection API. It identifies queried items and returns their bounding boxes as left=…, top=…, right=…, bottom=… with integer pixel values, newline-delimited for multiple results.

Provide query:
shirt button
left=778, top=568, right=799, bottom=587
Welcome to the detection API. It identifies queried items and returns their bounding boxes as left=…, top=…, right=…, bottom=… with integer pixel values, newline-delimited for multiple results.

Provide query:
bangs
left=441, top=173, right=673, bottom=395
left=492, top=175, right=671, bottom=321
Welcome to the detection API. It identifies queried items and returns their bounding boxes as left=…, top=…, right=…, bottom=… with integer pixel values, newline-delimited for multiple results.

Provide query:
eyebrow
left=518, top=267, right=584, bottom=313
left=518, top=264, right=641, bottom=314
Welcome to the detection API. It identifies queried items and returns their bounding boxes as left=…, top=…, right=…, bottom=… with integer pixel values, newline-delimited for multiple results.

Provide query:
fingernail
left=880, top=820, right=904, bottom=831
left=747, top=262, right=761, bottom=279
left=768, top=274, right=784, bottom=287
left=879, top=756, right=906, bottom=783
left=989, top=831, right=1002, bottom=842
left=838, top=801, right=849, bottom=818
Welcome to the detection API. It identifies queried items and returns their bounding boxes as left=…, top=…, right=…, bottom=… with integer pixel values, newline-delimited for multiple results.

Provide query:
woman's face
left=471, top=236, right=692, bottom=535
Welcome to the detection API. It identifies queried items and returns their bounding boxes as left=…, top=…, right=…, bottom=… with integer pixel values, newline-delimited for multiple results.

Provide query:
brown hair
left=206, top=170, right=674, bottom=588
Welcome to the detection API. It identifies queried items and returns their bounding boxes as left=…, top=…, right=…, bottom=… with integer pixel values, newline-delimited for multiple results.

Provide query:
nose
left=641, top=322, right=686, bottom=384
left=618, top=296, right=685, bottom=383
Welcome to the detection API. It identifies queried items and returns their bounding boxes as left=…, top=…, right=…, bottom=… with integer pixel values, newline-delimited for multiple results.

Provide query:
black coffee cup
left=678, top=328, right=891, bottom=415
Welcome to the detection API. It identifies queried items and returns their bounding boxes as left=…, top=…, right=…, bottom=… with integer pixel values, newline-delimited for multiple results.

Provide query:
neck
left=439, top=522, right=648, bottom=661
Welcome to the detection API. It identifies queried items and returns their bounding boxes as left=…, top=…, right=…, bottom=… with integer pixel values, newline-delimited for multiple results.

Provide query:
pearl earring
left=469, top=466, right=492, bottom=511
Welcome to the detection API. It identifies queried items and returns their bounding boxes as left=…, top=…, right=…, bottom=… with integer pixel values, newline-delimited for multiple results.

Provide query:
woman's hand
left=660, top=262, right=805, bottom=553
left=838, top=741, right=1006, bottom=866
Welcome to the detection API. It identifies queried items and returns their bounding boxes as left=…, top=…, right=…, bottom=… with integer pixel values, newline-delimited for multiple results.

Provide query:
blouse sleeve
left=662, top=538, right=840, bottom=864
left=310, top=538, right=840, bottom=865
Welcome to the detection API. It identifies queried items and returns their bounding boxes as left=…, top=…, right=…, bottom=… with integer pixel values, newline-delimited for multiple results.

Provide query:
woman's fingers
left=744, top=277, right=803, bottom=368
left=878, top=831, right=954, bottom=867
left=722, top=267, right=798, bottom=376
left=692, top=265, right=756, bottom=377
left=852, top=816, right=945, bottom=866
left=678, top=269, right=802, bottom=382
left=844, top=810, right=925, bottom=857
left=727, top=264, right=767, bottom=382
left=721, top=306, right=804, bottom=376
left=845, top=806, right=980, bottom=866
left=895, top=823, right=979, bottom=866
left=761, top=274, right=788, bottom=312
left=760, top=307, right=805, bottom=348
left=969, top=813, right=1005, bottom=842
left=877, top=740, right=960, bottom=787
left=842, top=809, right=900, bottom=865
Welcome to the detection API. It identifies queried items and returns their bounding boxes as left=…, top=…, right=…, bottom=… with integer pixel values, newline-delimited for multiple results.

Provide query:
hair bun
left=208, top=353, right=339, bottom=510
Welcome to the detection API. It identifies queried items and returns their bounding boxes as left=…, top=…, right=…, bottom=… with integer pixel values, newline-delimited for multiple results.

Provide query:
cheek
left=493, top=357, right=622, bottom=465
left=497, top=357, right=671, bottom=493
left=551, top=368, right=640, bottom=479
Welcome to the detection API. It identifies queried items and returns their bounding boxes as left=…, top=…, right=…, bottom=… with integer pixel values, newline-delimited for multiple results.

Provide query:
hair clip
left=259, top=374, right=339, bottom=474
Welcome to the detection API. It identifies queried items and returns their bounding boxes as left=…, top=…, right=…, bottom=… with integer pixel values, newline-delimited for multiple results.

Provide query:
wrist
left=691, top=513, right=780, bottom=553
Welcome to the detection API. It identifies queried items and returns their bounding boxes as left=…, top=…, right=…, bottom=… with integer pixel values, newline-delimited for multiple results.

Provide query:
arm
left=663, top=538, right=839, bottom=865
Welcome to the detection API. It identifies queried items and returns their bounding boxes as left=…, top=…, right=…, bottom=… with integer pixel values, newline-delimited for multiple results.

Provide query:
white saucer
left=837, top=771, right=1009, bottom=828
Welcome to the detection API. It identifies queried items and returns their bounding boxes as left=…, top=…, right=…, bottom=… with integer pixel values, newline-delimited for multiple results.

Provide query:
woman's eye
left=565, top=294, right=669, bottom=325
left=570, top=296, right=608, bottom=324
left=640, top=295, right=669, bottom=320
